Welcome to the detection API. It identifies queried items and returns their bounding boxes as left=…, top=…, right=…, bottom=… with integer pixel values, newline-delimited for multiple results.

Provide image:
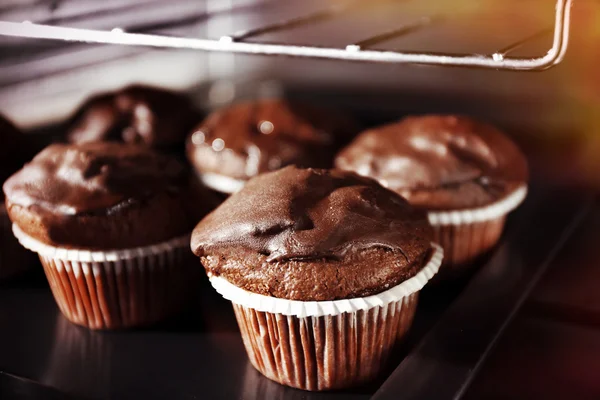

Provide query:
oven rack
left=0, top=0, right=573, bottom=71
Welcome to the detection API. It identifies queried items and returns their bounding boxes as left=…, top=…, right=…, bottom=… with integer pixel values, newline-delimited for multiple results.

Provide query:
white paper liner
left=199, top=172, right=246, bottom=194
left=235, top=293, right=418, bottom=391
left=427, top=185, right=527, bottom=226
left=209, top=243, right=443, bottom=318
left=12, top=224, right=190, bottom=263
left=431, top=217, right=505, bottom=270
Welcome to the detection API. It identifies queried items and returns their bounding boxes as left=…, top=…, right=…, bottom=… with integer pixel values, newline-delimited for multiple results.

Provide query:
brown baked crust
left=6, top=185, right=208, bottom=249
left=200, top=247, right=431, bottom=301
left=191, top=166, right=433, bottom=301
left=67, top=85, right=201, bottom=150
left=3, top=142, right=217, bottom=249
left=186, top=99, right=358, bottom=181
left=335, top=115, right=528, bottom=210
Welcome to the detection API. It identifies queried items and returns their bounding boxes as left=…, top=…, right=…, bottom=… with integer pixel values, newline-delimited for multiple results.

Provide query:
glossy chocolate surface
left=3, top=142, right=214, bottom=249
left=4, top=142, right=186, bottom=215
left=67, top=86, right=200, bottom=150
left=186, top=100, right=357, bottom=181
left=192, top=166, right=433, bottom=300
left=335, top=115, right=528, bottom=210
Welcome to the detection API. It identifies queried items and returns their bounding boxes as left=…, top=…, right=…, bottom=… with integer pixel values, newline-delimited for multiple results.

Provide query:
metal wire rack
left=0, top=0, right=573, bottom=71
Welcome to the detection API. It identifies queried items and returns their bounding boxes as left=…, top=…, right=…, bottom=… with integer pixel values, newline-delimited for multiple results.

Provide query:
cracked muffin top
left=335, top=115, right=528, bottom=210
left=191, top=166, right=433, bottom=301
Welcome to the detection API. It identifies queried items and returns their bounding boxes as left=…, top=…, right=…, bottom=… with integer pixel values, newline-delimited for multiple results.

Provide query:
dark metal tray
left=0, top=177, right=591, bottom=400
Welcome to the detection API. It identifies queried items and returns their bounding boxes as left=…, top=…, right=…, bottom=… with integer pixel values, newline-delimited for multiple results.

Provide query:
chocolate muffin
left=191, top=166, right=443, bottom=390
left=335, top=115, right=528, bottom=271
left=186, top=99, right=358, bottom=194
left=67, top=85, right=200, bottom=153
left=4, top=142, right=217, bottom=329
left=0, top=115, right=36, bottom=279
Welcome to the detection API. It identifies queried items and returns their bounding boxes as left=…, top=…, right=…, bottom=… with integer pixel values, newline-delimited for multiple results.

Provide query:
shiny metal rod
left=0, top=0, right=573, bottom=71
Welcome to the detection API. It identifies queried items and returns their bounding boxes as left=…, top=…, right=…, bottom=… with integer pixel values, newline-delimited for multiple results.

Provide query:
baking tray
left=0, top=88, right=592, bottom=399
left=0, top=168, right=590, bottom=400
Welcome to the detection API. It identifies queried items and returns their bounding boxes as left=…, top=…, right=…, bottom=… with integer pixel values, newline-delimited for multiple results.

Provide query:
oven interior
left=0, top=1, right=599, bottom=399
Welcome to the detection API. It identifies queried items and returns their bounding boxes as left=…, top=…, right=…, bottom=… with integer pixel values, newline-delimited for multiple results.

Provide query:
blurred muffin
left=191, top=166, right=442, bottom=390
left=186, top=99, right=358, bottom=194
left=0, top=115, right=36, bottom=279
left=4, top=142, right=218, bottom=329
left=336, top=115, right=528, bottom=273
left=67, top=85, right=201, bottom=154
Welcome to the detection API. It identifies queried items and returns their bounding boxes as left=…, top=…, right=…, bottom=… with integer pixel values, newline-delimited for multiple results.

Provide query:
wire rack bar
left=497, top=28, right=554, bottom=56
left=346, top=15, right=440, bottom=51
left=491, top=0, right=571, bottom=66
left=0, top=0, right=573, bottom=71
left=222, top=4, right=350, bottom=42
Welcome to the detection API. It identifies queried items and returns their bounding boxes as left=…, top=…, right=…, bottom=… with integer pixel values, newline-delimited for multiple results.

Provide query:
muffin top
left=4, top=142, right=216, bottom=249
left=67, top=85, right=200, bottom=150
left=186, top=99, right=358, bottom=182
left=335, top=115, right=528, bottom=210
left=191, top=166, right=433, bottom=301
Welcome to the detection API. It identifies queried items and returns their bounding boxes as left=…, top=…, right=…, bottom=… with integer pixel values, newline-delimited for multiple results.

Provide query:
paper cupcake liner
left=426, top=185, right=527, bottom=271
left=12, top=224, right=190, bottom=262
left=199, top=172, right=246, bottom=194
left=234, top=293, right=418, bottom=391
left=209, top=243, right=442, bottom=318
left=13, top=224, right=196, bottom=330
left=210, top=244, right=441, bottom=391
left=427, top=185, right=527, bottom=226
left=432, top=217, right=506, bottom=271
left=0, top=207, right=34, bottom=279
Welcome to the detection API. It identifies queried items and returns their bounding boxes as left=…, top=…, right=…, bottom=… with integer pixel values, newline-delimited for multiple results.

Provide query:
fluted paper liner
left=427, top=185, right=527, bottom=226
left=235, top=294, right=418, bottom=391
left=210, top=244, right=442, bottom=391
left=12, top=224, right=195, bottom=330
left=426, top=185, right=527, bottom=270
left=209, top=243, right=442, bottom=318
